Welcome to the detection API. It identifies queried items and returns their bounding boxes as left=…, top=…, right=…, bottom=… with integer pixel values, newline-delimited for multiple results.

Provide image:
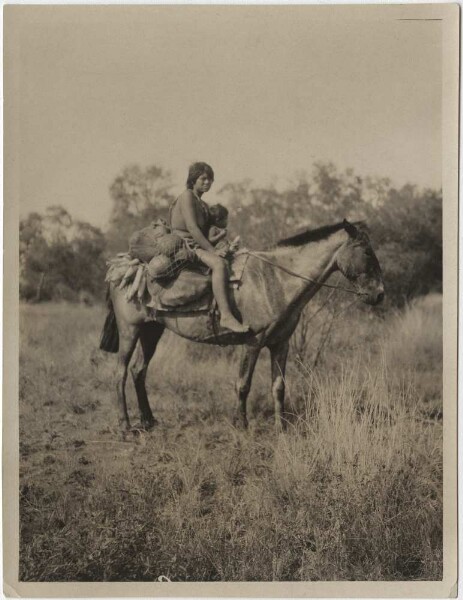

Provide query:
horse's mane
left=276, top=221, right=366, bottom=247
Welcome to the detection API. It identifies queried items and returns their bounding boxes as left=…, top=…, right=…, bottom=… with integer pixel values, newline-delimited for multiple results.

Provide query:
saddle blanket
left=105, top=251, right=249, bottom=314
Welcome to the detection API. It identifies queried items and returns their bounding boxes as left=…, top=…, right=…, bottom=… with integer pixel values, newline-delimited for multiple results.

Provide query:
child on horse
left=208, top=203, right=229, bottom=248
left=169, top=162, right=249, bottom=333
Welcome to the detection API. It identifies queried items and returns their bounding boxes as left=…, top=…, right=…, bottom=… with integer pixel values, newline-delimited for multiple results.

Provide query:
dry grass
left=18, top=295, right=442, bottom=581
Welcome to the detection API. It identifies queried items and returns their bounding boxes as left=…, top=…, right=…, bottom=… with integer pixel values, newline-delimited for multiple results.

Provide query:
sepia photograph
left=4, top=4, right=458, bottom=597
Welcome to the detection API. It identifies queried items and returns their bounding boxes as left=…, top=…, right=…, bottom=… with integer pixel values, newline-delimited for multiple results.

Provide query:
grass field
left=19, top=295, right=443, bottom=581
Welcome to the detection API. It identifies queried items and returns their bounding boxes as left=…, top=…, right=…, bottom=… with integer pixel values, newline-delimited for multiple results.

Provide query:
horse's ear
left=343, top=219, right=359, bottom=239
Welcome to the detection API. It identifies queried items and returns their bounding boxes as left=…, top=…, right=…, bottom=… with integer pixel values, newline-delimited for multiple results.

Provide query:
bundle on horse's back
left=129, top=219, right=170, bottom=262
left=129, top=219, right=192, bottom=280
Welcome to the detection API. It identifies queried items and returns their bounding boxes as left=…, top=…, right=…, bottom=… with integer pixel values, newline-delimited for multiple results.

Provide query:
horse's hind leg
left=235, top=344, right=261, bottom=428
left=269, top=340, right=289, bottom=431
left=115, top=323, right=140, bottom=432
left=130, top=322, right=165, bottom=430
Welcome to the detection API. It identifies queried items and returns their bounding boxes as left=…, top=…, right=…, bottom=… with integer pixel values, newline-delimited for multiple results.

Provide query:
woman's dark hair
left=186, top=162, right=215, bottom=189
left=209, top=203, right=228, bottom=225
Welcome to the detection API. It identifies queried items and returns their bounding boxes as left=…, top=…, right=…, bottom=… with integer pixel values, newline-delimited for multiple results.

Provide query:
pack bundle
left=128, top=219, right=193, bottom=280
left=128, top=219, right=169, bottom=262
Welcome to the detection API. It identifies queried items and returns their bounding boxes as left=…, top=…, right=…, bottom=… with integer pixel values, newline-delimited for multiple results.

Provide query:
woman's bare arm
left=179, top=192, right=215, bottom=252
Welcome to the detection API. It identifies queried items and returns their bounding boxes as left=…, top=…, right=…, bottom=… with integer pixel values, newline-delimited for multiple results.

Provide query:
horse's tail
left=99, top=285, right=119, bottom=353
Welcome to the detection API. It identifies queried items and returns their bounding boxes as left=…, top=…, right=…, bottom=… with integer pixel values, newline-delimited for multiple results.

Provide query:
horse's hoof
left=117, top=421, right=132, bottom=439
left=233, top=415, right=248, bottom=430
left=141, top=417, right=158, bottom=431
left=275, top=419, right=288, bottom=434
left=128, top=425, right=147, bottom=436
left=128, top=419, right=159, bottom=435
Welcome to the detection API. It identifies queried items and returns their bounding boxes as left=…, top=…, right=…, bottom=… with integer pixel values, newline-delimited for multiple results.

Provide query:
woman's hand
left=215, top=247, right=228, bottom=258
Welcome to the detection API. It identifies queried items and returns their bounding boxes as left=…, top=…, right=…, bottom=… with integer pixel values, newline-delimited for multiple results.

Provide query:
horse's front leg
left=235, top=344, right=261, bottom=428
left=130, top=322, right=165, bottom=430
left=269, top=340, right=289, bottom=431
left=115, top=322, right=140, bottom=432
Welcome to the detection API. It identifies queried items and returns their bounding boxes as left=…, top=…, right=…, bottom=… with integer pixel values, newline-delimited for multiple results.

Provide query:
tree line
left=20, top=162, right=442, bottom=306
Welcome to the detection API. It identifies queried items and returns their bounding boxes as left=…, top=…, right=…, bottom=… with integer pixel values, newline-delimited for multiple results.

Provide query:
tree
left=371, top=186, right=442, bottom=302
left=19, top=207, right=107, bottom=301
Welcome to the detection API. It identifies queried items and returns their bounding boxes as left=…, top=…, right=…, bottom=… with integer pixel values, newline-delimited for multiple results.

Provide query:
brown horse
left=100, top=220, right=384, bottom=432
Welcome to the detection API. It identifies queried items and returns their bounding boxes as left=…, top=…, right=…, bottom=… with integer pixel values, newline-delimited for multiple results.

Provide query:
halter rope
left=242, top=250, right=366, bottom=297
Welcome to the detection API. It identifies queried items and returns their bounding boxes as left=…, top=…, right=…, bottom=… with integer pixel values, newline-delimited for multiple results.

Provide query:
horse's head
left=335, top=219, right=384, bottom=305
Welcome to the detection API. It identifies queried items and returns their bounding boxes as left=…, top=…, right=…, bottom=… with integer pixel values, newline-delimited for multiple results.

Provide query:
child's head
left=209, top=204, right=228, bottom=229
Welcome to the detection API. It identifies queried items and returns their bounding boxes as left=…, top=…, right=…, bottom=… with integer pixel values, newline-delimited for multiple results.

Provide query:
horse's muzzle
left=360, top=281, right=385, bottom=305
left=366, top=288, right=385, bottom=306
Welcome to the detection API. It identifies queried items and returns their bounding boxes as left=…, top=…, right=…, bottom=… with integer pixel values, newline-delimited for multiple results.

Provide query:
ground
left=19, top=296, right=443, bottom=581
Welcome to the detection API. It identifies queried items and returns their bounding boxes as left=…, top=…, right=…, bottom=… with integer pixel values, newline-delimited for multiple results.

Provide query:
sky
left=13, top=6, right=442, bottom=228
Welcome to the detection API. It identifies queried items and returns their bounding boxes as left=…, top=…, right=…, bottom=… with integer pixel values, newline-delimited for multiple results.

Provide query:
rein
left=242, top=250, right=366, bottom=297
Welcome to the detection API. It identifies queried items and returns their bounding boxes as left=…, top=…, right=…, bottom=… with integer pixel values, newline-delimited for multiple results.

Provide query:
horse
left=100, top=219, right=384, bottom=432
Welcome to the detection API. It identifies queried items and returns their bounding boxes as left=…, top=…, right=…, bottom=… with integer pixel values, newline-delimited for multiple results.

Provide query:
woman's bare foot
left=220, top=314, right=250, bottom=333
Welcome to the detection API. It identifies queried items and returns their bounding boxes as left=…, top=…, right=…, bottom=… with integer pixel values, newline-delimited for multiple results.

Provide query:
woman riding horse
left=170, top=162, right=249, bottom=333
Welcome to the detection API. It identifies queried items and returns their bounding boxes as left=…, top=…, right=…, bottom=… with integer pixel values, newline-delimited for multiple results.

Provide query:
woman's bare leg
left=196, top=250, right=249, bottom=333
